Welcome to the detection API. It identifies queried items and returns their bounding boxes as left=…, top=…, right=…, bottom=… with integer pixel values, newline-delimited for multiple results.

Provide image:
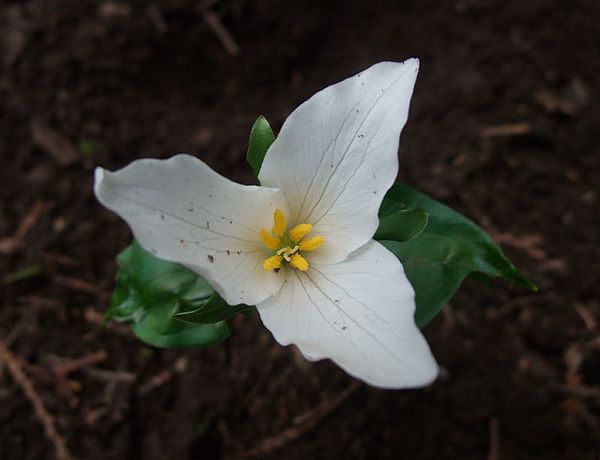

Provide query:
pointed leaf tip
left=378, top=182, right=537, bottom=328
left=246, top=115, right=276, bottom=179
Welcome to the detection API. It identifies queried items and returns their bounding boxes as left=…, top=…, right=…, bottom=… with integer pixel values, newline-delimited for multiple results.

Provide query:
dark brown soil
left=2, top=1, right=599, bottom=459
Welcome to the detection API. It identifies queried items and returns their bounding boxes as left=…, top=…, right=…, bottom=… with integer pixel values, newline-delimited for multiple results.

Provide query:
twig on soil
left=18, top=295, right=63, bottom=310
left=199, top=0, right=223, bottom=9
left=84, top=308, right=132, bottom=336
left=31, top=120, right=79, bottom=166
left=49, top=352, right=109, bottom=407
left=561, top=343, right=591, bottom=427
left=137, top=357, right=188, bottom=396
left=457, top=191, right=496, bottom=231
left=5, top=318, right=30, bottom=346
left=200, top=7, right=240, bottom=57
left=147, top=3, right=168, bottom=34
left=0, top=200, right=53, bottom=255
left=492, top=232, right=546, bottom=261
left=53, top=275, right=110, bottom=300
left=0, top=337, right=74, bottom=460
left=41, top=251, right=81, bottom=269
left=549, top=382, right=600, bottom=399
left=458, top=192, right=546, bottom=261
left=53, top=351, right=108, bottom=379
left=573, top=303, right=597, bottom=331
left=3, top=263, right=44, bottom=284
left=535, top=79, right=590, bottom=116
left=487, top=417, right=500, bottom=460
left=83, top=406, right=109, bottom=426
left=486, top=295, right=539, bottom=320
left=0, top=238, right=19, bottom=255
left=85, top=368, right=136, bottom=383
left=236, top=381, right=362, bottom=458
left=16, top=201, right=53, bottom=240
left=479, top=123, right=532, bottom=138
left=137, top=368, right=175, bottom=396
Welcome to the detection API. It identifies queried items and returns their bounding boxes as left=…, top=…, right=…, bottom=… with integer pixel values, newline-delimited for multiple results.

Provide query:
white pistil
left=277, top=245, right=301, bottom=262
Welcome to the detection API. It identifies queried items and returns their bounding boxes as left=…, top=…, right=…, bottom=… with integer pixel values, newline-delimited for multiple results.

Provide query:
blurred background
left=1, top=0, right=599, bottom=458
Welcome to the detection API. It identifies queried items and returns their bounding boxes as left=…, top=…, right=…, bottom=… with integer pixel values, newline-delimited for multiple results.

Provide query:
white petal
left=94, top=154, right=288, bottom=305
left=259, top=60, right=419, bottom=264
left=256, top=240, right=438, bottom=389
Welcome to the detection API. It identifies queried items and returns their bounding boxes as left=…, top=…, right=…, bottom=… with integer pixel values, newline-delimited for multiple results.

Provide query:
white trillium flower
left=94, top=59, right=438, bottom=389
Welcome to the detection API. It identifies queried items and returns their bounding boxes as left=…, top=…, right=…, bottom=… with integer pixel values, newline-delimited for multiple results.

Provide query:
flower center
left=259, top=208, right=324, bottom=272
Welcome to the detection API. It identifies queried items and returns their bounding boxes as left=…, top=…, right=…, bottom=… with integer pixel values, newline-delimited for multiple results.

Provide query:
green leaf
left=174, top=293, right=252, bottom=324
left=374, top=208, right=428, bottom=242
left=131, top=303, right=231, bottom=349
left=378, top=182, right=537, bottom=328
left=246, top=115, right=276, bottom=178
left=107, top=241, right=231, bottom=349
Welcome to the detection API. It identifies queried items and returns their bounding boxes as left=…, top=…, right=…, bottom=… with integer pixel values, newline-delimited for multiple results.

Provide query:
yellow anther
left=262, top=255, right=283, bottom=271
left=272, top=208, right=286, bottom=238
left=260, top=228, right=280, bottom=250
left=289, top=253, right=309, bottom=272
left=298, top=235, right=324, bottom=252
left=289, top=223, right=312, bottom=242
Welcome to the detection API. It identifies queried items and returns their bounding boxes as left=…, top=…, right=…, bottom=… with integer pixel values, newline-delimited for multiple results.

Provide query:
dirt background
left=1, top=0, right=599, bottom=459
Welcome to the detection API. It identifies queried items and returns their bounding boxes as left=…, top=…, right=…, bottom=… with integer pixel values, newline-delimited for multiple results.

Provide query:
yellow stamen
left=260, top=228, right=280, bottom=250
left=262, top=255, right=283, bottom=271
left=259, top=209, right=323, bottom=273
left=289, top=223, right=312, bottom=242
left=272, top=208, right=286, bottom=238
left=298, top=235, right=324, bottom=252
left=289, top=253, right=309, bottom=272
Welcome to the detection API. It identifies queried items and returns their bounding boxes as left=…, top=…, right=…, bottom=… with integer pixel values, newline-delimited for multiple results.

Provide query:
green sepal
left=107, top=240, right=231, bottom=349
left=246, top=115, right=276, bottom=179
left=378, top=182, right=537, bottom=328
left=374, top=208, right=429, bottom=242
